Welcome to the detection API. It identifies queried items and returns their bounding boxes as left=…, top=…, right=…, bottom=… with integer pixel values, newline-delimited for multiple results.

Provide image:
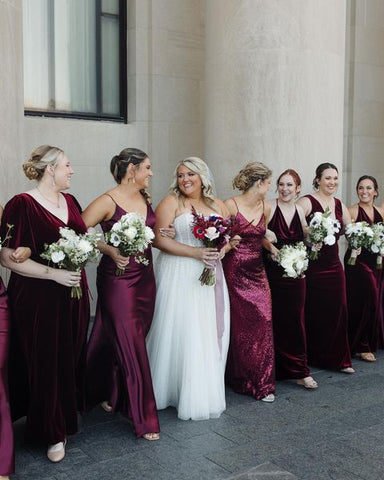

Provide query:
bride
left=146, top=157, right=232, bottom=420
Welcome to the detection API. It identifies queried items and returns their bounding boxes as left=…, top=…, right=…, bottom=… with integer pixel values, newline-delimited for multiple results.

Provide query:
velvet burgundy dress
left=266, top=204, right=310, bottom=380
left=86, top=202, right=159, bottom=437
left=304, top=195, right=352, bottom=370
left=344, top=206, right=383, bottom=355
left=222, top=206, right=275, bottom=400
left=0, top=278, right=14, bottom=475
left=0, top=193, right=90, bottom=444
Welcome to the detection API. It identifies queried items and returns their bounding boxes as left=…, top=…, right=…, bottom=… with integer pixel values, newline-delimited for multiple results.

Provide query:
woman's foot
left=356, top=352, right=376, bottom=362
left=296, top=376, right=318, bottom=389
left=340, top=367, right=355, bottom=374
left=261, top=393, right=275, bottom=403
left=101, top=401, right=113, bottom=412
left=142, top=432, right=160, bottom=441
left=47, top=439, right=66, bottom=463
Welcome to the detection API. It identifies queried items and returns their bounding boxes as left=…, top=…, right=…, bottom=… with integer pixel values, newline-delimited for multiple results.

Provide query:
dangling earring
left=52, top=176, right=56, bottom=187
left=132, top=176, right=135, bottom=184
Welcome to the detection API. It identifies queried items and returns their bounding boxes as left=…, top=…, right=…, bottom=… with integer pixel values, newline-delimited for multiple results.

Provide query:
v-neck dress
left=265, top=204, right=310, bottom=380
left=0, top=193, right=90, bottom=444
left=222, top=209, right=275, bottom=399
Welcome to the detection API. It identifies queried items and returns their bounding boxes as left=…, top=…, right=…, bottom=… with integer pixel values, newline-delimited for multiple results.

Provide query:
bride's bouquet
left=277, top=242, right=309, bottom=279
left=41, top=227, right=101, bottom=298
left=307, top=207, right=341, bottom=260
left=191, top=207, right=233, bottom=286
left=367, top=222, right=384, bottom=269
left=344, top=221, right=373, bottom=265
left=105, top=212, right=155, bottom=275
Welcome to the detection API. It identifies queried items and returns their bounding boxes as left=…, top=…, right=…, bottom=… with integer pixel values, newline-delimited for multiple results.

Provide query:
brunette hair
left=356, top=175, right=379, bottom=199
left=312, top=163, right=338, bottom=190
left=22, top=145, right=64, bottom=180
left=110, top=148, right=151, bottom=204
left=233, top=162, right=272, bottom=192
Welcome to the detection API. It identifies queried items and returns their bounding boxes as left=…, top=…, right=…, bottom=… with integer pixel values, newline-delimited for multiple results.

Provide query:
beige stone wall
left=344, top=0, right=384, bottom=206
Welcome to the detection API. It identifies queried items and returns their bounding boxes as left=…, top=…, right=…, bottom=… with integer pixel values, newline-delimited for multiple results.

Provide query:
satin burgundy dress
left=0, top=193, right=90, bottom=444
left=304, top=195, right=352, bottom=370
left=86, top=201, right=159, bottom=437
left=265, top=204, right=310, bottom=380
left=222, top=204, right=275, bottom=400
left=0, top=279, right=14, bottom=475
left=344, top=206, right=383, bottom=355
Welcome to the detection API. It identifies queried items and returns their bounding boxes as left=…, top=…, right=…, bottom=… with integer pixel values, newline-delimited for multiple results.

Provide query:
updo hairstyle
left=276, top=169, right=302, bottom=188
left=110, top=148, right=151, bottom=204
left=22, top=145, right=64, bottom=180
left=312, top=163, right=338, bottom=190
left=170, top=157, right=215, bottom=204
left=233, top=162, right=272, bottom=192
left=356, top=175, right=379, bottom=200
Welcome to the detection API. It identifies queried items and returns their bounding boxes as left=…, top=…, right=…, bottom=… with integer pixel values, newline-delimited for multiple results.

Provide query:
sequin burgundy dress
left=344, top=206, right=383, bottom=356
left=222, top=201, right=275, bottom=399
left=304, top=195, right=352, bottom=370
left=86, top=201, right=159, bottom=437
left=266, top=203, right=310, bottom=380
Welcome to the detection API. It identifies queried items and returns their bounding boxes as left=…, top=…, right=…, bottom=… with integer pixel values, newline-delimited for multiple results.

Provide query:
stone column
left=205, top=0, right=347, bottom=197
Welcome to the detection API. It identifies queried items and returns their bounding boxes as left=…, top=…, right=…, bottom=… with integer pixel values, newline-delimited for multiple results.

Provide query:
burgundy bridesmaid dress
left=0, top=193, right=90, bottom=445
left=266, top=204, right=310, bottom=380
left=86, top=202, right=159, bottom=437
left=0, top=278, right=14, bottom=476
left=304, top=195, right=352, bottom=370
left=222, top=207, right=275, bottom=400
left=344, top=206, right=383, bottom=355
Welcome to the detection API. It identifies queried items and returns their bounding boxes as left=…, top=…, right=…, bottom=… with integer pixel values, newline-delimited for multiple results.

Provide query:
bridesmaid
left=297, top=163, right=353, bottom=373
left=265, top=169, right=318, bottom=389
left=83, top=148, right=160, bottom=441
left=0, top=145, right=90, bottom=463
left=345, top=175, right=384, bottom=362
left=222, top=162, right=276, bottom=402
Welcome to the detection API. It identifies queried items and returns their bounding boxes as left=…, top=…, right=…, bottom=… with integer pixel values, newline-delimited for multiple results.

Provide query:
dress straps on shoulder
left=104, top=193, right=117, bottom=204
left=232, top=198, right=240, bottom=212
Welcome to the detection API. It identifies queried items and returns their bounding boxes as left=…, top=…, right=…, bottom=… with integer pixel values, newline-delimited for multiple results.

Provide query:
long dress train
left=222, top=208, right=275, bottom=399
left=304, top=195, right=352, bottom=370
left=86, top=203, right=159, bottom=436
left=266, top=204, right=310, bottom=380
left=146, top=212, right=230, bottom=421
left=345, top=206, right=383, bottom=355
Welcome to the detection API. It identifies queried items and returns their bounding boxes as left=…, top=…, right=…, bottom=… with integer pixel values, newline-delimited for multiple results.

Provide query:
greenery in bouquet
left=367, top=222, right=384, bottom=269
left=105, top=212, right=155, bottom=275
left=41, top=227, right=101, bottom=298
left=344, top=221, right=373, bottom=265
left=307, top=207, right=340, bottom=260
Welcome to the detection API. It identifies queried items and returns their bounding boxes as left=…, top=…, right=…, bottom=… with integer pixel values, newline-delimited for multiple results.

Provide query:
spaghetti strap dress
left=304, top=195, right=352, bottom=370
left=344, top=206, right=383, bottom=355
left=266, top=203, right=310, bottom=380
left=86, top=201, right=159, bottom=436
left=222, top=201, right=275, bottom=399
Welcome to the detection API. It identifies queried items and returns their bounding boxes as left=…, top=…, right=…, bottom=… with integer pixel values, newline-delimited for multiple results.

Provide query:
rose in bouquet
left=307, top=207, right=340, bottom=260
left=105, top=212, right=155, bottom=276
left=191, top=207, right=233, bottom=286
left=344, top=221, right=373, bottom=265
left=367, top=222, right=384, bottom=269
left=277, top=241, right=309, bottom=279
left=0, top=223, right=13, bottom=251
left=41, top=227, right=101, bottom=298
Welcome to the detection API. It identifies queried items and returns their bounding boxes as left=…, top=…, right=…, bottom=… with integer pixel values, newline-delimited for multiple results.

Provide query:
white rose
left=51, top=250, right=65, bottom=263
left=323, top=234, right=336, bottom=246
left=77, top=239, right=93, bottom=254
left=125, top=227, right=137, bottom=240
left=144, top=226, right=155, bottom=242
left=205, top=227, right=220, bottom=241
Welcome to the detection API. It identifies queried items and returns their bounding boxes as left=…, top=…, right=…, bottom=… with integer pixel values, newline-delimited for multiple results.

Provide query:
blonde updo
left=233, top=162, right=272, bottom=192
left=169, top=156, right=215, bottom=204
left=22, top=145, right=64, bottom=180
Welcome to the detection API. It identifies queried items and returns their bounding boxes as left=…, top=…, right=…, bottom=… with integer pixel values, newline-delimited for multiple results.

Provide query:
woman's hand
left=159, top=223, right=175, bottom=238
left=50, top=269, right=82, bottom=288
left=109, top=248, right=131, bottom=270
left=194, top=247, right=219, bottom=266
left=10, top=247, right=31, bottom=263
left=229, top=235, right=241, bottom=250
left=270, top=245, right=279, bottom=262
left=265, top=229, right=277, bottom=243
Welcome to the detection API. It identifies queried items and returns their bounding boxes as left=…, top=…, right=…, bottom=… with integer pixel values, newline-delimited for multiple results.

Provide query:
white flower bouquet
left=277, top=242, right=309, bottom=279
left=344, top=221, right=373, bottom=265
left=367, top=222, right=384, bottom=269
left=307, top=207, right=340, bottom=260
left=41, top=227, right=101, bottom=298
left=105, top=212, right=155, bottom=276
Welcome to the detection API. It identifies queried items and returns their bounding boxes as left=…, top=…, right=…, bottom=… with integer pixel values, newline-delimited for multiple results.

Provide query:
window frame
left=24, top=0, right=127, bottom=123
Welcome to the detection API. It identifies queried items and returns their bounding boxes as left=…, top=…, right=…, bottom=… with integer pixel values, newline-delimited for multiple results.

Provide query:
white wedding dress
left=146, top=212, right=230, bottom=420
